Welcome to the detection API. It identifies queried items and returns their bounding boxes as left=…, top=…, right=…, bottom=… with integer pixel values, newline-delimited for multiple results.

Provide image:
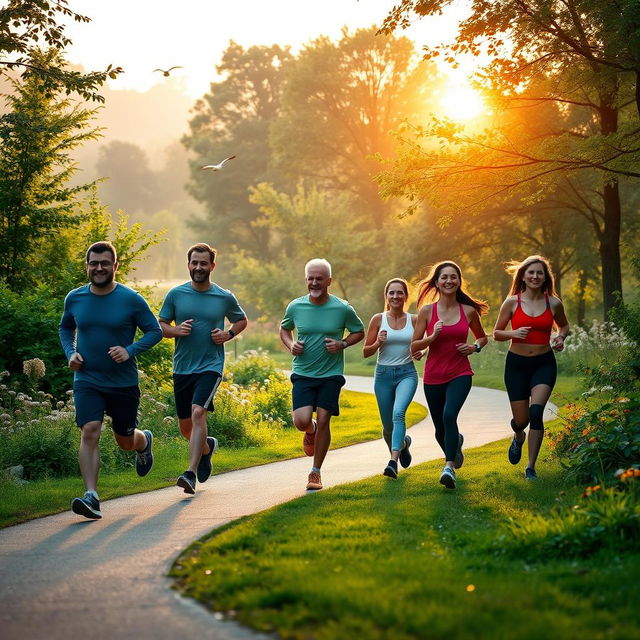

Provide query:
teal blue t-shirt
left=58, top=283, right=162, bottom=387
left=159, top=282, right=246, bottom=375
left=281, top=294, right=364, bottom=377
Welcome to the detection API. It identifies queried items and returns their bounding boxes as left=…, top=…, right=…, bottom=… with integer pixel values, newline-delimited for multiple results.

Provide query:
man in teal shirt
left=159, top=243, right=247, bottom=495
left=59, top=241, right=162, bottom=519
left=280, top=258, right=364, bottom=490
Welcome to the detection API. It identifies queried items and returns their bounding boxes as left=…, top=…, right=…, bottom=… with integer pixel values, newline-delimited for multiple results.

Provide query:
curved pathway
left=0, top=377, right=556, bottom=640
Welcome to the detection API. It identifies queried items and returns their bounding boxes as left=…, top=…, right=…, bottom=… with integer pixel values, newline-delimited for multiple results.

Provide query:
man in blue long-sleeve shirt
left=59, top=241, right=162, bottom=519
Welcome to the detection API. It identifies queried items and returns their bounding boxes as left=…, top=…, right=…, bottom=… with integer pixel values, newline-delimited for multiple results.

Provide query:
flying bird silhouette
left=153, top=66, right=182, bottom=77
left=201, top=156, right=237, bottom=171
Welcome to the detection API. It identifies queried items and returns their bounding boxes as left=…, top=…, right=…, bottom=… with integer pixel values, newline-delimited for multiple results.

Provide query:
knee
left=511, top=418, right=528, bottom=433
left=442, top=410, right=457, bottom=427
left=80, top=422, right=101, bottom=444
left=192, top=406, right=207, bottom=422
left=529, top=404, right=544, bottom=431
left=292, top=413, right=310, bottom=431
left=392, top=408, right=407, bottom=425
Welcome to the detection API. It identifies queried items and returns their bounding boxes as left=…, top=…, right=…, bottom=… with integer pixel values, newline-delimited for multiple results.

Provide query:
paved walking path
left=0, top=377, right=556, bottom=640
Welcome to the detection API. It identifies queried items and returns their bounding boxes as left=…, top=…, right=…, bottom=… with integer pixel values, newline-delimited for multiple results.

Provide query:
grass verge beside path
left=172, top=430, right=640, bottom=640
left=0, top=391, right=426, bottom=528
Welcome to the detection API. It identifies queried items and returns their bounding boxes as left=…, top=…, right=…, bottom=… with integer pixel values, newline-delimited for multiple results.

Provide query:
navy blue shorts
left=291, top=373, right=345, bottom=416
left=173, top=371, right=222, bottom=419
left=504, top=350, right=557, bottom=402
left=73, top=381, right=140, bottom=437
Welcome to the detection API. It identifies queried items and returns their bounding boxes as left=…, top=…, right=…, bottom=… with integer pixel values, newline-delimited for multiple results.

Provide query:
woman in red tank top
left=493, top=255, right=570, bottom=479
left=411, top=261, right=488, bottom=489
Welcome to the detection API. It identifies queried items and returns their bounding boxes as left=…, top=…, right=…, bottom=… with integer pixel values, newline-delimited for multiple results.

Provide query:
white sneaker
left=439, top=466, right=456, bottom=489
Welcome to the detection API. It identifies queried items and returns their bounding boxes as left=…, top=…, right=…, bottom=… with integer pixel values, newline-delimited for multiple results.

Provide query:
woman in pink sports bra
left=494, top=255, right=570, bottom=479
left=411, top=262, right=488, bottom=489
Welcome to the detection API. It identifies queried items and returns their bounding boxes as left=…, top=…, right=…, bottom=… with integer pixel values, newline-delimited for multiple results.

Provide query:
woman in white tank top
left=363, top=278, right=422, bottom=478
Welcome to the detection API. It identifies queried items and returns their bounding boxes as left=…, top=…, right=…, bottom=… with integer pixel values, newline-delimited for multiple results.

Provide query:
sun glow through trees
left=440, top=84, right=487, bottom=121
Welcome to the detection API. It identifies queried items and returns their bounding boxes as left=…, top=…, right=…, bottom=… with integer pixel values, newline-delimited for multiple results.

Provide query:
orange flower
left=582, top=428, right=590, bottom=436
left=588, top=437, right=596, bottom=443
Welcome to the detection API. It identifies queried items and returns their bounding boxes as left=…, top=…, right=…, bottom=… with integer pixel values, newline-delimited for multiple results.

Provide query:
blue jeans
left=374, top=362, right=418, bottom=452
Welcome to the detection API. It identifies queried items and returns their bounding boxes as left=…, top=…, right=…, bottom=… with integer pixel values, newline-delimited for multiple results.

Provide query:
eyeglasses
left=87, top=260, right=113, bottom=268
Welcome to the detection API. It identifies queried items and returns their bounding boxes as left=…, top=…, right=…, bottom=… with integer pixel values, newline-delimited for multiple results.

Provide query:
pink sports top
left=511, top=293, right=554, bottom=345
left=423, top=303, right=474, bottom=384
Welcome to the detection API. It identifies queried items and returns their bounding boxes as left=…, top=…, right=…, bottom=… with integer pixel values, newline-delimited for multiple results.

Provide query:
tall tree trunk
left=576, top=270, right=587, bottom=326
left=599, top=178, right=623, bottom=319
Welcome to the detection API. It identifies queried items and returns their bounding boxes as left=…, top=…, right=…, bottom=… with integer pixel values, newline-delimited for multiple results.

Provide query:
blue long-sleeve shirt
left=59, top=283, right=162, bottom=387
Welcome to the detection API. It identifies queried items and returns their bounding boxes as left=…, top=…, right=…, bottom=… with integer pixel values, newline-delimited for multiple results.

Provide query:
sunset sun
left=440, top=84, right=486, bottom=121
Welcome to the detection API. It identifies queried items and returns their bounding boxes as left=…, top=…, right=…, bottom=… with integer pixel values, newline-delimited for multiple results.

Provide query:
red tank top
left=511, top=293, right=554, bottom=345
left=423, top=303, right=474, bottom=384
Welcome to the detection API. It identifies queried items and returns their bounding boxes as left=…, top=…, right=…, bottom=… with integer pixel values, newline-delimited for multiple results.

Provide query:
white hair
left=304, top=258, right=332, bottom=277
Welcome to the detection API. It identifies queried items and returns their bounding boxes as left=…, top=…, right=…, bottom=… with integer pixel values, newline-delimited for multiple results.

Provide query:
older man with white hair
left=280, top=258, right=364, bottom=490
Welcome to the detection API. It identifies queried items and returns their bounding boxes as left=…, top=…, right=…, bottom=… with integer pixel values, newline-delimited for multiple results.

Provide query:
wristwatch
left=227, top=329, right=235, bottom=339
left=474, top=343, right=481, bottom=353
left=341, top=340, right=348, bottom=349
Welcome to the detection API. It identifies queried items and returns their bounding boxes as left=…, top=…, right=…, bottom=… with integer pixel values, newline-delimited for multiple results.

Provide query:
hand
left=108, top=346, right=130, bottom=363
left=456, top=343, right=475, bottom=356
left=210, top=328, right=228, bottom=344
left=411, top=350, right=424, bottom=361
left=429, top=320, right=443, bottom=341
left=291, top=339, right=305, bottom=355
left=176, top=318, right=193, bottom=336
left=513, top=326, right=531, bottom=339
left=552, top=335, right=565, bottom=352
left=324, top=337, right=344, bottom=353
left=377, top=330, right=387, bottom=345
left=68, top=352, right=84, bottom=371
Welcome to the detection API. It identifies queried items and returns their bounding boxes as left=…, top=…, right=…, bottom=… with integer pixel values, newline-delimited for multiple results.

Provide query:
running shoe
left=454, top=433, right=465, bottom=469
left=197, top=436, right=218, bottom=483
left=136, top=430, right=154, bottom=477
left=306, top=471, right=323, bottom=490
left=439, top=466, right=456, bottom=489
left=303, top=424, right=316, bottom=457
left=525, top=467, right=538, bottom=480
left=177, top=470, right=196, bottom=494
left=508, top=433, right=525, bottom=465
left=383, top=459, right=398, bottom=479
left=399, top=434, right=412, bottom=468
left=71, top=492, right=102, bottom=519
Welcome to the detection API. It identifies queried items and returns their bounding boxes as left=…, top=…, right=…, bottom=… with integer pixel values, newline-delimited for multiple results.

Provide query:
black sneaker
left=136, top=430, right=154, bottom=477
left=454, top=433, right=464, bottom=469
left=177, top=470, right=196, bottom=494
left=71, top=492, right=102, bottom=519
left=383, top=459, right=398, bottom=479
left=399, top=435, right=412, bottom=469
left=197, top=436, right=218, bottom=483
left=439, top=466, right=456, bottom=489
left=525, top=467, right=538, bottom=480
left=508, top=433, right=525, bottom=465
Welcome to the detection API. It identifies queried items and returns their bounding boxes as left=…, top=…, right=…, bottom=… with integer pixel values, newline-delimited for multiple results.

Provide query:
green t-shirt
left=159, top=282, right=246, bottom=375
left=281, top=294, right=364, bottom=377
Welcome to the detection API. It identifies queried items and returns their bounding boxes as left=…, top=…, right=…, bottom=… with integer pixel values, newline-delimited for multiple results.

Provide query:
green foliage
left=551, top=398, right=640, bottom=484
left=0, top=49, right=100, bottom=289
left=0, top=1, right=122, bottom=102
left=0, top=282, right=69, bottom=397
left=226, top=349, right=286, bottom=387
left=499, top=475, right=640, bottom=561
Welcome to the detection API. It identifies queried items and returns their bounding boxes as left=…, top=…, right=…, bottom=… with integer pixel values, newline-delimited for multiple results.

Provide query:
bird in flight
left=202, top=156, right=237, bottom=171
left=153, top=66, right=182, bottom=77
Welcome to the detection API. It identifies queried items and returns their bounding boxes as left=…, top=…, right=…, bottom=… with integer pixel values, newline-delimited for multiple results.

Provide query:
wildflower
left=23, top=358, right=46, bottom=380
left=466, top=585, right=476, bottom=592
left=581, top=428, right=590, bottom=436
left=0, top=371, right=9, bottom=378
left=588, top=437, right=596, bottom=443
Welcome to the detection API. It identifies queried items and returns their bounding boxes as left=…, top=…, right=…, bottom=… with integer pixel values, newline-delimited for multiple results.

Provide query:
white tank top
left=377, top=312, right=413, bottom=366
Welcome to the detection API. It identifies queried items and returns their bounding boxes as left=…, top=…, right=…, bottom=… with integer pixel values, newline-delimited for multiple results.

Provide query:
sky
left=64, top=0, right=470, bottom=98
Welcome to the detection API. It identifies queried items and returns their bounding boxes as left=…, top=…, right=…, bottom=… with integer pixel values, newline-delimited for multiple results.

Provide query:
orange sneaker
left=306, top=471, right=323, bottom=490
left=303, top=421, right=316, bottom=456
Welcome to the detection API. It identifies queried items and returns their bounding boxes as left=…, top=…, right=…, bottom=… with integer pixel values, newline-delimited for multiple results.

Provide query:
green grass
left=171, top=428, right=640, bottom=640
left=0, top=390, right=426, bottom=528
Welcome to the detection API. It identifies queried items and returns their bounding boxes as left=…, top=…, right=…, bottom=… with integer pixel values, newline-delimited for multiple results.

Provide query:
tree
left=0, top=49, right=99, bottom=289
left=378, top=2, right=640, bottom=317
left=183, top=42, right=293, bottom=256
left=271, top=27, right=440, bottom=229
left=0, top=0, right=122, bottom=102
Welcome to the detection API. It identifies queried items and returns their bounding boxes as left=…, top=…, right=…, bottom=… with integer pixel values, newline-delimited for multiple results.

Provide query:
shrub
left=497, top=468, right=640, bottom=560
left=226, top=349, right=286, bottom=387
left=550, top=396, right=640, bottom=484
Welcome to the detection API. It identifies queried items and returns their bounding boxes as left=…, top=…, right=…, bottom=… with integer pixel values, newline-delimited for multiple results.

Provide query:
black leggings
left=423, top=375, right=472, bottom=461
left=504, top=350, right=557, bottom=402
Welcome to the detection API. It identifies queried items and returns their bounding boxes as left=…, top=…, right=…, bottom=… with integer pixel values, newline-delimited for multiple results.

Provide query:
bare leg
left=79, top=421, right=101, bottom=492
left=509, top=399, right=530, bottom=442
left=187, top=405, right=208, bottom=474
left=292, top=406, right=314, bottom=433
left=312, top=408, right=332, bottom=469
left=113, top=428, right=148, bottom=452
left=527, top=384, right=553, bottom=470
